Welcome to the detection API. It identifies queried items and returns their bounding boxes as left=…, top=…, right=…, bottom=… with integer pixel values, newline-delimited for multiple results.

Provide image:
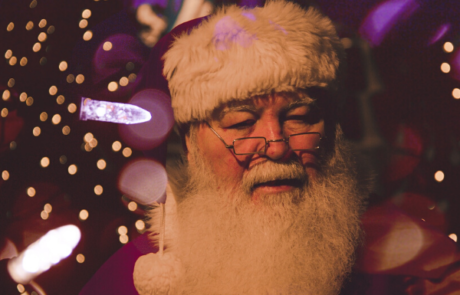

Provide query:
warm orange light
left=52, top=114, right=61, bottom=125
left=128, top=73, right=137, bottom=82
left=40, top=211, right=49, bottom=220
left=119, top=76, right=129, bottom=86
left=2, top=170, right=10, bottom=181
left=57, top=95, right=65, bottom=104
left=49, top=85, right=58, bottom=95
left=1, top=108, right=8, bottom=117
left=108, top=81, right=118, bottom=92
left=66, top=74, right=75, bottom=83
left=84, top=143, right=92, bottom=152
left=452, top=88, right=460, bottom=99
left=44, top=203, right=52, bottom=213
left=449, top=233, right=457, bottom=242
left=19, top=92, right=27, bottom=102
left=17, top=284, right=25, bottom=293
left=26, top=21, right=34, bottom=31
left=68, top=103, right=77, bottom=113
left=89, top=138, right=98, bottom=148
left=79, top=19, right=88, bottom=29
left=33, top=42, right=41, bottom=52
left=135, top=220, right=145, bottom=231
left=9, top=56, right=17, bottom=66
left=59, top=61, right=68, bottom=71
left=27, top=187, right=36, bottom=197
left=6, top=22, right=14, bottom=32
left=434, top=170, right=444, bottom=182
left=119, top=235, right=129, bottom=244
left=118, top=226, right=128, bottom=235
left=2, top=90, right=10, bottom=101
left=26, top=96, right=34, bottom=106
left=441, top=62, right=451, bottom=73
left=59, top=155, right=67, bottom=164
left=47, top=26, right=55, bottom=34
left=341, top=37, right=353, bottom=49
left=38, top=32, right=47, bottom=42
left=62, top=125, right=71, bottom=135
left=20, top=57, right=28, bottom=66
left=30, top=0, right=37, bottom=8
left=41, top=157, right=50, bottom=168
left=112, top=141, right=122, bottom=152
left=5, top=49, right=13, bottom=59
left=40, top=57, right=47, bottom=65
left=97, top=159, right=106, bottom=170
left=103, top=41, right=112, bottom=51
left=76, top=74, right=85, bottom=84
left=40, top=112, right=48, bottom=121
left=84, top=132, right=94, bottom=143
left=8, top=78, right=15, bottom=87
left=94, top=185, right=103, bottom=195
left=39, top=19, right=47, bottom=28
left=10, top=141, right=16, bottom=150
left=83, top=30, right=93, bottom=41
left=33, top=126, right=41, bottom=136
left=68, top=164, right=77, bottom=175
left=122, top=147, right=132, bottom=157
left=444, top=42, right=454, bottom=53
left=82, top=9, right=92, bottom=19
left=128, top=201, right=138, bottom=211
left=79, top=209, right=89, bottom=220
left=76, top=254, right=85, bottom=263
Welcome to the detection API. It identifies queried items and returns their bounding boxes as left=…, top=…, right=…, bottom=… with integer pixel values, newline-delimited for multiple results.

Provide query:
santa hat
left=162, top=0, right=345, bottom=124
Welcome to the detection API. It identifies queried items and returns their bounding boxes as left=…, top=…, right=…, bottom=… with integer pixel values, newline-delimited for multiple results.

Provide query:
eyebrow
left=218, top=105, right=257, bottom=120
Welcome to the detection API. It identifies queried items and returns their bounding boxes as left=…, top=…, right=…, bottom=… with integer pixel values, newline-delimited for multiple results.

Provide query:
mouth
left=252, top=179, right=304, bottom=193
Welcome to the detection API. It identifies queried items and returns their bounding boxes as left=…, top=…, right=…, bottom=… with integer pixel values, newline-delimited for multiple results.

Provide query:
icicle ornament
left=80, top=97, right=152, bottom=124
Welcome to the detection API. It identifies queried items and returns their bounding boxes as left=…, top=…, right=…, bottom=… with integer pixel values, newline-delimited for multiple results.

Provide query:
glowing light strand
left=80, top=98, right=151, bottom=124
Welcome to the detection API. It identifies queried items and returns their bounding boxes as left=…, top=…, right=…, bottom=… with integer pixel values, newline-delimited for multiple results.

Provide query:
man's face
left=185, top=92, right=325, bottom=201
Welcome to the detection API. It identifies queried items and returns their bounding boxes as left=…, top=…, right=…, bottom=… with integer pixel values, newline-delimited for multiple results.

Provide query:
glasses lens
left=233, top=137, right=266, bottom=154
left=289, top=133, right=321, bottom=151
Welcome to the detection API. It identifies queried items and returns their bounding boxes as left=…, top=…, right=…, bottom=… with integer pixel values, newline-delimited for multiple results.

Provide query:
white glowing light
left=7, top=225, right=81, bottom=284
left=80, top=98, right=151, bottom=124
left=449, top=233, right=457, bottom=242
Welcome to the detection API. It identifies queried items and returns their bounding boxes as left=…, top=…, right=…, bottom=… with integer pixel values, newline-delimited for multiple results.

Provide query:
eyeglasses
left=206, top=122, right=325, bottom=155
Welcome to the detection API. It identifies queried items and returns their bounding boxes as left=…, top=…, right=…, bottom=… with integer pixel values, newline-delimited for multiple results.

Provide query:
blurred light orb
left=10, top=141, right=17, bottom=150
left=434, top=170, right=444, bottom=182
left=59, top=61, right=68, bottom=71
left=2, top=170, right=10, bottom=180
left=119, top=235, right=129, bottom=244
left=52, top=114, right=61, bottom=125
left=30, top=0, right=37, bottom=8
left=122, top=147, right=132, bottom=157
left=66, top=74, right=75, bottom=83
left=40, top=57, right=47, bottom=65
left=449, top=233, right=457, bottom=242
left=76, top=74, right=85, bottom=84
left=103, top=41, right=112, bottom=51
left=118, top=158, right=168, bottom=204
left=82, top=9, right=92, bottom=19
left=112, top=141, right=122, bottom=152
left=79, top=19, right=88, bottom=29
left=68, top=103, right=77, bottom=113
left=441, top=62, right=451, bottom=73
left=26, top=21, right=34, bottom=30
left=119, top=89, right=174, bottom=151
left=79, top=210, right=89, bottom=220
left=128, top=201, right=138, bottom=211
left=26, top=96, right=34, bottom=106
left=40, top=112, right=48, bottom=121
left=97, top=159, right=106, bottom=170
left=33, top=42, right=41, bottom=52
left=76, top=254, right=85, bottom=263
left=40, top=211, right=49, bottom=220
left=118, top=225, right=128, bottom=235
left=59, top=155, right=67, bottom=164
left=83, top=30, right=93, bottom=41
left=33, top=126, right=41, bottom=137
left=8, top=78, right=15, bottom=87
left=89, top=138, right=98, bottom=148
left=5, top=49, right=13, bottom=59
left=128, top=73, right=137, bottom=82
left=49, top=85, right=58, bottom=95
left=9, top=56, right=17, bottom=66
left=444, top=42, right=454, bottom=53
left=1, top=108, right=8, bottom=117
left=62, top=125, right=71, bottom=135
left=27, top=187, right=36, bottom=197
left=44, top=203, right=52, bottom=213
left=57, top=95, right=65, bottom=104
left=17, top=284, right=25, bottom=293
left=341, top=37, right=353, bottom=49
left=47, top=26, right=55, bottom=34
left=135, top=220, right=145, bottom=231
left=19, top=92, right=27, bottom=102
left=452, top=88, right=460, bottom=99
left=126, top=62, right=134, bottom=71
left=7, top=22, right=14, bottom=31
left=119, top=76, right=129, bottom=86
left=20, top=57, right=28, bottom=66
left=108, top=81, right=118, bottom=92
left=68, top=164, right=77, bottom=175
left=3, top=89, right=10, bottom=100
left=38, top=32, right=47, bottom=42
left=94, top=185, right=103, bottom=195
left=41, top=157, right=50, bottom=168
left=39, top=19, right=47, bottom=28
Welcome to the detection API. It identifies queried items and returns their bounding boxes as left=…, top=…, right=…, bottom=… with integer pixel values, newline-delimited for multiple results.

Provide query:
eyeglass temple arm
left=205, top=122, right=234, bottom=149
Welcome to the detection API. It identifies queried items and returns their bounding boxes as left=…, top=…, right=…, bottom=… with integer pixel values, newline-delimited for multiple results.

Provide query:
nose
left=262, top=122, right=291, bottom=161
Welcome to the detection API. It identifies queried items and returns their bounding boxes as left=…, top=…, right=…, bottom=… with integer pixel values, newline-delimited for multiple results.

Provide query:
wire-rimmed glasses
left=206, top=122, right=325, bottom=155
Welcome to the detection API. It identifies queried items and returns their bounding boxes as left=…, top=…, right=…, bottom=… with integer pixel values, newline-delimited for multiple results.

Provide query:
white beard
left=147, top=127, right=366, bottom=295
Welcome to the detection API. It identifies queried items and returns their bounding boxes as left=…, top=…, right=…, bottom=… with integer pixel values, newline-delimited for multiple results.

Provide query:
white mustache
left=242, top=160, right=307, bottom=193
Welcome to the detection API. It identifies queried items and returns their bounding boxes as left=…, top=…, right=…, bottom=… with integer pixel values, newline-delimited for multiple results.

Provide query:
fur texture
left=163, top=0, right=344, bottom=124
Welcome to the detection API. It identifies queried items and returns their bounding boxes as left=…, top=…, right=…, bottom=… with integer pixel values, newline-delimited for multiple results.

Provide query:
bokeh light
left=119, top=235, right=129, bottom=244
left=62, top=125, right=71, bottom=135
left=57, top=95, right=65, bottom=104
left=2, top=89, right=10, bottom=100
left=82, top=9, right=92, bottom=19
left=19, top=92, right=27, bottom=102
left=44, top=203, right=52, bottom=213
left=9, top=56, right=17, bottom=66
left=84, top=132, right=94, bottom=143
left=97, top=159, right=106, bottom=170
left=108, top=81, right=118, bottom=92
left=41, top=157, right=50, bottom=168
left=27, top=187, right=36, bottom=197
left=128, top=73, right=137, bottom=82
left=38, top=32, right=47, bottom=42
left=17, top=284, right=25, bottom=293
left=47, top=26, right=55, bottom=34
left=112, top=141, right=122, bottom=152
left=49, top=85, right=58, bottom=95
left=118, top=225, right=127, bottom=235
left=122, top=147, right=132, bottom=157
left=68, top=164, right=77, bottom=175
left=135, top=220, right=145, bottom=231
left=83, top=30, right=93, bottom=41
left=40, top=211, right=49, bottom=220
left=26, top=96, right=34, bottom=106
left=79, top=210, right=89, bottom=220
left=434, top=170, right=444, bottom=182
left=444, top=42, right=454, bottom=53
left=30, top=0, right=37, bottom=8
left=7, top=22, right=14, bottom=31
left=449, top=233, right=457, bottom=242
left=128, top=201, right=137, bottom=211
left=119, top=76, right=129, bottom=86
left=103, top=41, right=112, bottom=51
left=8, top=78, right=15, bottom=87
left=79, top=19, right=88, bottom=29
left=52, top=114, right=61, bottom=125
left=40, top=57, right=47, bottom=65
left=89, top=138, right=98, bottom=148
left=66, top=74, right=75, bottom=83
left=452, top=88, right=460, bottom=99
left=10, top=141, right=16, bottom=150
left=94, top=185, right=103, bottom=195
left=26, top=21, right=34, bottom=31
left=126, top=62, right=134, bottom=71
left=33, top=126, right=41, bottom=136
left=118, top=158, right=168, bottom=204
left=75, top=74, right=85, bottom=84
left=5, top=49, right=13, bottom=59
left=59, top=61, right=68, bottom=71
left=76, top=254, right=85, bottom=263
left=59, top=155, right=67, bottom=164
left=20, top=57, right=28, bottom=66
left=38, top=19, right=47, bottom=28
left=33, top=42, right=41, bottom=52
left=40, top=112, right=48, bottom=121
left=1, top=108, right=8, bottom=117
left=441, top=62, right=451, bottom=73
left=2, top=170, right=10, bottom=181
left=68, top=103, right=77, bottom=113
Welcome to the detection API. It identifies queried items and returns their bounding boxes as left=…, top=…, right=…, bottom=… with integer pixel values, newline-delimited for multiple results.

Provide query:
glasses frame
left=205, top=122, right=325, bottom=155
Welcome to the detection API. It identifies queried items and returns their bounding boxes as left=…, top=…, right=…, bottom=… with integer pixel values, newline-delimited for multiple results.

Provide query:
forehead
left=211, top=92, right=315, bottom=119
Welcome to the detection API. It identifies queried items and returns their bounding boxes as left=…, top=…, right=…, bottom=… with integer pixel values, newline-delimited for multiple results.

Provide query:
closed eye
left=227, top=119, right=256, bottom=129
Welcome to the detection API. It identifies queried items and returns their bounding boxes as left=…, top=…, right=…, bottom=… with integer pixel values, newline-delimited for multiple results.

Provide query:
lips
left=253, top=178, right=303, bottom=189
